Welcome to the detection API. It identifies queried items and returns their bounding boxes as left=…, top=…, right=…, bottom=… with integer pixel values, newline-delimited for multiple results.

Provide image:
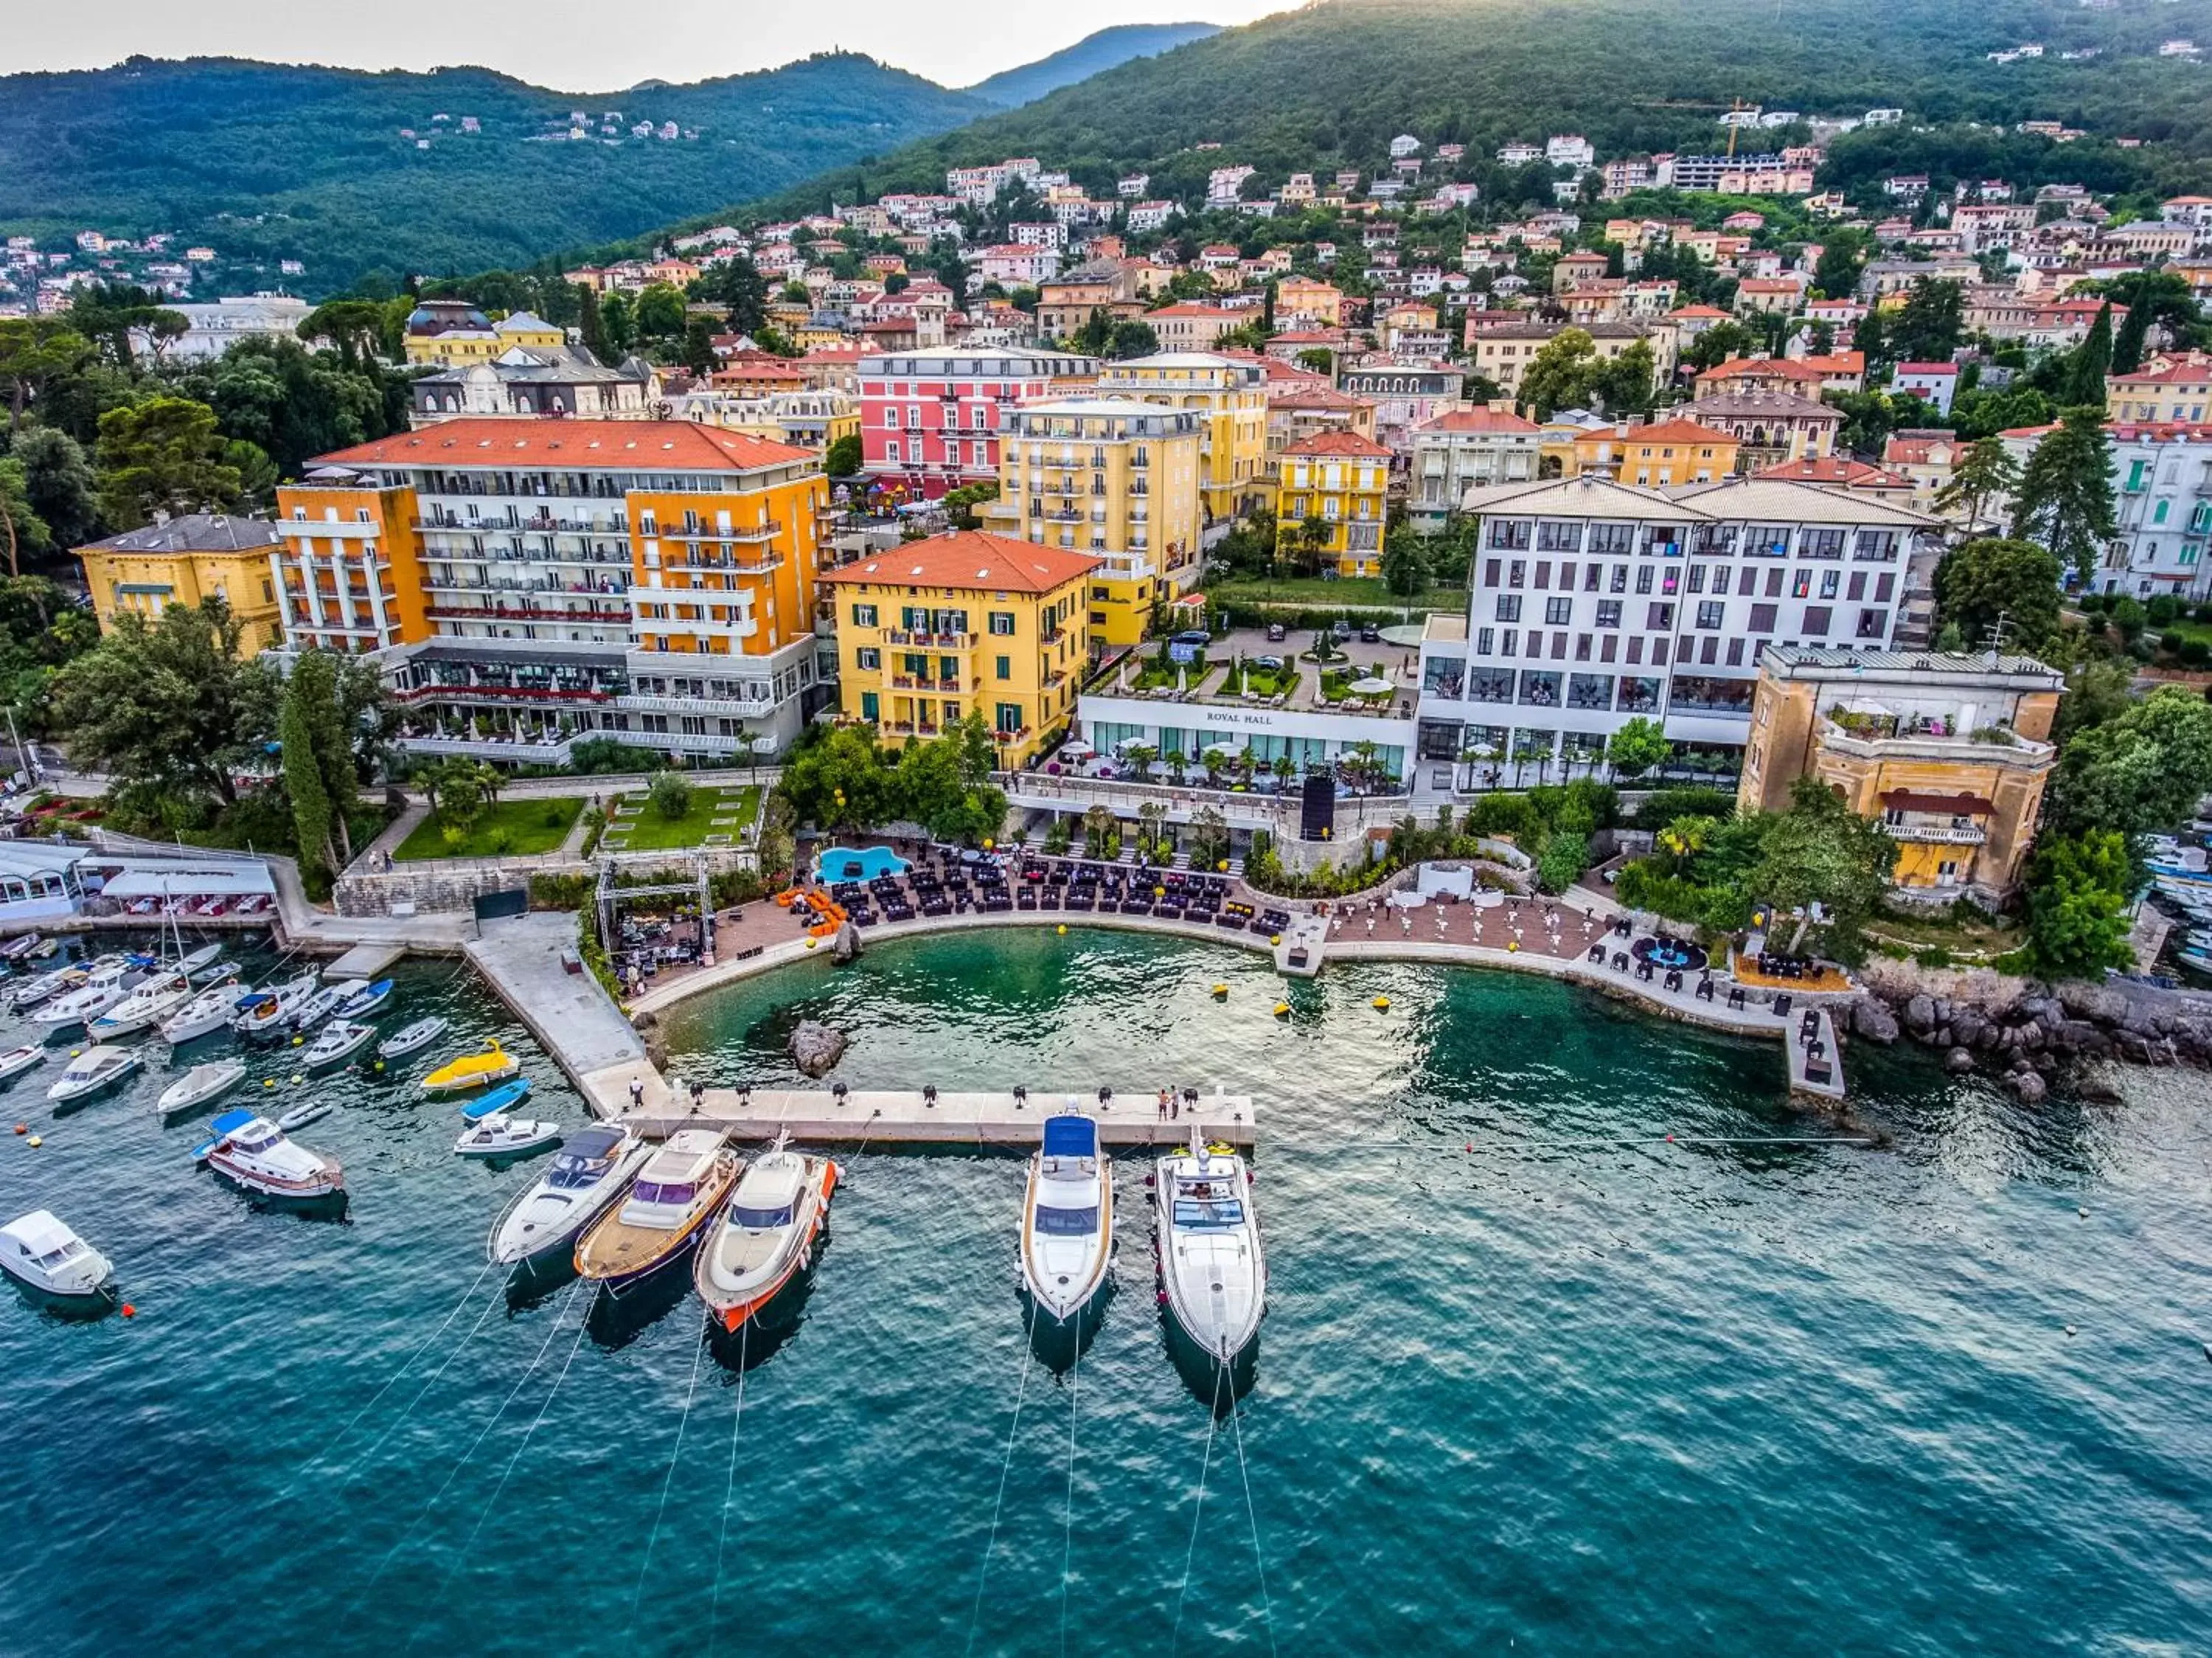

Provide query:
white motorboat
left=9, top=962, right=87, bottom=1010
left=29, top=959, right=145, bottom=1032
left=693, top=1134, right=839, bottom=1335
left=1153, top=1130, right=1265, bottom=1367
left=88, top=971, right=194, bottom=1041
left=302, top=1019, right=375, bottom=1069
left=157, top=1059, right=248, bottom=1117
left=453, top=1112, right=563, bottom=1159
left=1021, top=1113, right=1113, bottom=1325
left=232, top=973, right=321, bottom=1039
left=0, top=1044, right=48, bottom=1088
left=331, top=978, right=394, bottom=1020
left=0, top=1210, right=114, bottom=1303
left=175, top=943, right=226, bottom=980
left=195, top=1109, right=344, bottom=1201
left=486, top=1122, right=652, bottom=1266
left=288, top=980, right=358, bottom=1033
left=573, top=1129, right=740, bottom=1290
left=46, top=1045, right=144, bottom=1106
left=379, top=1016, right=448, bottom=1061
left=161, top=978, right=248, bottom=1044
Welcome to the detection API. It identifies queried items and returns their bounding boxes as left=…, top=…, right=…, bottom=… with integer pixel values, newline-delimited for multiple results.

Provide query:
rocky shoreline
left=1846, top=961, right=2212, bottom=1103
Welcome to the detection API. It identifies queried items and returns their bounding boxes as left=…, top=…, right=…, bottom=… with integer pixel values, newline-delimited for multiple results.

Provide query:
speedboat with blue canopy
left=1022, top=1111, right=1112, bottom=1325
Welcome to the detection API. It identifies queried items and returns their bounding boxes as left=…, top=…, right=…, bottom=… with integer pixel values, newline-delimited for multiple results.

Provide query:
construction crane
left=1632, top=96, right=1757, bottom=155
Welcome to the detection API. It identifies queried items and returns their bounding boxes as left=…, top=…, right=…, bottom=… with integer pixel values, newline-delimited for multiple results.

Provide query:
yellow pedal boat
left=421, top=1038, right=521, bottom=1094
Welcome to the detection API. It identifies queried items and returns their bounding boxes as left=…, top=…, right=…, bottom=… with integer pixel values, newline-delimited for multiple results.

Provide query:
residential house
left=402, top=300, right=564, bottom=367
left=1276, top=431, right=1394, bottom=576
left=74, top=514, right=288, bottom=656
left=1738, top=646, right=2062, bottom=899
left=2097, top=424, right=2212, bottom=597
left=827, top=532, right=1097, bottom=766
left=1274, top=275, right=1344, bottom=326
left=1095, top=353, right=1270, bottom=527
left=1891, top=361, right=1961, bottom=415
left=1759, top=455, right=1920, bottom=506
left=1340, top=360, right=1466, bottom=459
left=1036, top=260, right=1144, bottom=341
left=2106, top=353, right=2212, bottom=424
left=1409, top=406, right=1546, bottom=531
left=1881, top=430, right=1971, bottom=521
left=858, top=345, right=1097, bottom=502
left=1145, top=303, right=1243, bottom=352
left=1685, top=389, right=1841, bottom=471
left=1467, top=321, right=1675, bottom=398
left=1263, top=384, right=1380, bottom=482
left=411, top=345, right=653, bottom=423
left=1571, top=415, right=1741, bottom=485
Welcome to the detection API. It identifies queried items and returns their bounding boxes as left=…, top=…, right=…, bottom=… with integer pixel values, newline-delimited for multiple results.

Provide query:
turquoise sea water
left=1, top=929, right=2208, bottom=1655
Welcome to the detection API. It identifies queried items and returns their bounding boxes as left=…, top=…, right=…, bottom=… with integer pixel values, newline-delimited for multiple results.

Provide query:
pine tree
left=2010, top=408, right=2118, bottom=588
left=2062, top=303, right=2112, bottom=409
left=2111, top=298, right=2150, bottom=375
left=1932, top=436, right=2023, bottom=535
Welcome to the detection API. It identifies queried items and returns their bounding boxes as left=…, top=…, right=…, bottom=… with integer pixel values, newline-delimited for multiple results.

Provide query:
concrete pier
left=1787, top=1008, right=1848, bottom=1103
left=465, top=912, right=646, bottom=1115
left=324, top=940, right=407, bottom=980
left=621, top=1086, right=1257, bottom=1149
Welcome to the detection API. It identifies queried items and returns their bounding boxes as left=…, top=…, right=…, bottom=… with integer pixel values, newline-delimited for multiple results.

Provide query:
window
left=1749, top=603, right=1778, bottom=633
left=1700, top=636, right=1718, bottom=665
left=1647, top=602, right=1674, bottom=630
left=1857, top=608, right=1888, bottom=639
left=1874, top=573, right=1896, bottom=602
left=856, top=648, right=880, bottom=670
left=1489, top=519, right=1532, bottom=549
left=1500, top=629, right=1518, bottom=656
left=886, top=440, right=901, bottom=465
left=1537, top=521, right=1581, bottom=552
left=1635, top=566, right=1654, bottom=594
left=1696, top=601, right=1724, bottom=630
left=1534, top=561, right=1551, bottom=589
left=1854, top=530, right=1899, bottom=562
left=1509, top=560, right=1526, bottom=588
left=1765, top=567, right=1785, bottom=597
left=1495, top=594, right=1523, bottom=622
left=1726, top=637, right=1745, bottom=667
left=1744, top=524, right=1790, bottom=558
left=995, top=655, right=1012, bottom=681
left=1475, top=627, right=1495, bottom=655
left=1847, top=571, right=1867, bottom=600
left=1589, top=522, right=1634, bottom=555
left=989, top=611, right=1015, bottom=635
left=995, top=702, right=1024, bottom=735
left=1545, top=597, right=1572, bottom=625
left=884, top=407, right=901, bottom=429
left=1583, top=563, right=1602, bottom=592
left=1801, top=528, right=1845, bottom=560
left=1802, top=606, right=1832, bottom=637
left=860, top=690, right=880, bottom=721
left=1688, top=565, right=1707, bottom=594
left=1792, top=570, right=1812, bottom=598
left=851, top=603, right=878, bottom=626
left=1484, top=559, right=1501, bottom=587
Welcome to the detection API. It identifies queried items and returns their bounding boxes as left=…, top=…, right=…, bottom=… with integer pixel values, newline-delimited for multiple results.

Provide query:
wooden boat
left=693, top=1134, right=838, bottom=1334
left=574, top=1129, right=738, bottom=1291
left=422, top=1038, right=521, bottom=1095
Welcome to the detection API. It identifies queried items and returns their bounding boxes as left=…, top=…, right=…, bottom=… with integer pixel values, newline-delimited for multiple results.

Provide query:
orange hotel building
left=274, top=420, right=829, bottom=764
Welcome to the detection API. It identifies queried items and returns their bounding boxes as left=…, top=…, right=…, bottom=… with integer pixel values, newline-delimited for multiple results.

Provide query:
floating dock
left=323, top=940, right=407, bottom=981
left=621, top=1086, right=1257, bottom=1149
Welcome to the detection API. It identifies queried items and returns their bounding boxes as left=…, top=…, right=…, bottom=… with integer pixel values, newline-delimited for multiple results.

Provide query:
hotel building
left=274, top=420, right=827, bottom=765
left=857, top=345, right=1098, bottom=502
left=825, top=531, right=1098, bottom=767
left=1276, top=430, right=1394, bottom=577
left=73, top=513, right=288, bottom=656
left=1093, top=353, right=1271, bottom=530
left=993, top=399, right=1205, bottom=649
left=1413, top=474, right=1943, bottom=775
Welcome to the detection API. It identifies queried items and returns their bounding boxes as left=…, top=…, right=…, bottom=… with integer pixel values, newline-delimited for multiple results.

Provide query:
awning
left=100, top=861, right=277, bottom=899
left=1879, top=791, right=1992, bottom=815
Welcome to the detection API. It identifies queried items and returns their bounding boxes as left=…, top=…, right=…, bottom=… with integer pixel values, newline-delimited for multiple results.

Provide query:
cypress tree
left=2111, top=298, right=2150, bottom=375
left=2063, top=303, right=2112, bottom=409
left=577, top=283, right=604, bottom=361
left=281, top=671, right=335, bottom=887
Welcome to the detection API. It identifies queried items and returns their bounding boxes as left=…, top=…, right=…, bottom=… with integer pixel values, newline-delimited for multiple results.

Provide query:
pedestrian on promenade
left=691, top=1078, right=706, bottom=1113
left=629, top=1076, right=645, bottom=1111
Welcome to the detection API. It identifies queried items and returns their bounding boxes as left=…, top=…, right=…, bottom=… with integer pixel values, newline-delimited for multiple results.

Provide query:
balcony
left=399, top=732, right=577, bottom=763
left=620, top=690, right=777, bottom=719
left=1818, top=713, right=2054, bottom=767
left=400, top=680, right=618, bottom=704
left=1888, top=819, right=1988, bottom=845
left=428, top=603, right=634, bottom=625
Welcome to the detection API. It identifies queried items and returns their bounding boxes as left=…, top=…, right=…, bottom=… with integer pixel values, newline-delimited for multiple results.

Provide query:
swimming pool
left=815, top=844, right=911, bottom=882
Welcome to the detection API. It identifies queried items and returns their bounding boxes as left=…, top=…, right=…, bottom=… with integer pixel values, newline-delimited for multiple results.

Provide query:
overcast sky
left=11, top=3, right=1282, bottom=91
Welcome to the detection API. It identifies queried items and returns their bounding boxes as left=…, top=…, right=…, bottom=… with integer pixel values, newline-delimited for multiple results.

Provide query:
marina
left=0, top=930, right=2205, bottom=1654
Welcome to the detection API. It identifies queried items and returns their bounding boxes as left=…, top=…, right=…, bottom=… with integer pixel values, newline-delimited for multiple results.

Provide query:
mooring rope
left=1059, top=1338, right=1081, bottom=1658
left=1169, top=1362, right=1228, bottom=1654
left=327, top=1262, right=509, bottom=1502
left=1226, top=1392, right=1278, bottom=1658
left=964, top=1294, right=1041, bottom=1657
left=630, top=1323, right=710, bottom=1631
left=709, top=1319, right=752, bottom=1658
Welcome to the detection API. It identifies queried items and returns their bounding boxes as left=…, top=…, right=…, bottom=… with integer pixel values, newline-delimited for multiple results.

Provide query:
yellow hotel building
left=826, top=531, right=1099, bottom=767
left=996, top=398, right=1204, bottom=649
left=1094, top=353, right=1270, bottom=527
left=276, top=419, right=827, bottom=760
left=1739, top=645, right=2064, bottom=899
left=1276, top=429, right=1394, bottom=577
left=401, top=299, right=567, bottom=367
left=73, top=513, right=288, bottom=656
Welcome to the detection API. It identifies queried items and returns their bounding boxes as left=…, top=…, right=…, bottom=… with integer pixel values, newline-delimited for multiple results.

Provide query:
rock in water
left=2007, top=1069, right=2048, bottom=1106
left=1852, top=999, right=1901, bottom=1044
left=1902, top=993, right=1937, bottom=1035
left=1945, top=1047, right=1976, bottom=1074
left=832, top=919, right=863, bottom=965
left=788, top=1020, right=849, bottom=1078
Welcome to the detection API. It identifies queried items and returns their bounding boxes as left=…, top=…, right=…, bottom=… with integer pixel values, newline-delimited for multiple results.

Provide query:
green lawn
left=394, top=797, right=583, bottom=861
left=1206, top=576, right=1464, bottom=614
left=601, top=784, right=762, bottom=852
left=1217, top=661, right=1300, bottom=699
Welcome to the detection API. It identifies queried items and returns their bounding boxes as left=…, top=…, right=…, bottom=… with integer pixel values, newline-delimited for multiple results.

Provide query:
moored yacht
left=162, top=979, right=252, bottom=1044
left=232, top=973, right=321, bottom=1040
left=195, top=1108, right=344, bottom=1202
left=487, top=1122, right=652, bottom=1266
left=0, top=1210, right=115, bottom=1305
left=46, top=1044, right=143, bottom=1106
left=30, top=958, right=145, bottom=1033
left=1153, top=1131, right=1265, bottom=1368
left=9, top=961, right=88, bottom=1010
left=88, top=971, right=194, bottom=1041
left=574, top=1128, right=739, bottom=1292
left=1021, top=1114, right=1112, bottom=1325
left=693, top=1134, right=838, bottom=1335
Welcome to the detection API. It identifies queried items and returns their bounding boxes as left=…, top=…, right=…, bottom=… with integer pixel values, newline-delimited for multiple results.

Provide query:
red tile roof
left=1760, top=456, right=1915, bottom=488
left=823, top=531, right=1102, bottom=595
left=305, top=419, right=815, bottom=472
left=1417, top=407, right=1542, bottom=434
left=1283, top=429, right=1393, bottom=458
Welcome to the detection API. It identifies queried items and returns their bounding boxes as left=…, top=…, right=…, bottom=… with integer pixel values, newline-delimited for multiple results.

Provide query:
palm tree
left=1202, top=747, right=1228, bottom=788
left=411, top=766, right=442, bottom=818
left=1164, top=749, right=1188, bottom=786
left=1271, top=755, right=1296, bottom=793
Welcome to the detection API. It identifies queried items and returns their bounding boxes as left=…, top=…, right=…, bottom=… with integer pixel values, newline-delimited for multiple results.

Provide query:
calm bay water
left=1, top=929, right=2208, bottom=1655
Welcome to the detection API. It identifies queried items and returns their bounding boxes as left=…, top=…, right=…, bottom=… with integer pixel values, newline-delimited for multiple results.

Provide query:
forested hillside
left=737, top=0, right=2212, bottom=221
left=965, top=23, right=1222, bottom=106
left=0, top=54, right=994, bottom=288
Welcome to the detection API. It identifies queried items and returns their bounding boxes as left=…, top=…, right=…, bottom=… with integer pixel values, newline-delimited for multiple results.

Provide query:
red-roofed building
left=1758, top=454, right=1920, bottom=503
left=1573, top=416, right=1741, bottom=485
left=275, top=420, right=830, bottom=761
left=2106, top=351, right=2212, bottom=424
left=1277, top=431, right=1393, bottom=575
left=858, top=344, right=1099, bottom=501
left=1410, top=404, right=1546, bottom=528
left=1891, top=360, right=1961, bottom=414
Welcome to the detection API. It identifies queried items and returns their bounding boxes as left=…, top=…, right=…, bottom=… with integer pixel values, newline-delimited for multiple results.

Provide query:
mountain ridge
left=964, top=23, right=1222, bottom=106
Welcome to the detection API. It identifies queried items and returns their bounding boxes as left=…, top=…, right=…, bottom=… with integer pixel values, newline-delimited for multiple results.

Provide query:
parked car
left=1265, top=622, right=1287, bottom=642
left=1172, top=628, right=1211, bottom=647
left=1359, top=622, right=1382, bottom=643
left=1254, top=655, right=1284, bottom=670
left=1331, top=620, right=1352, bottom=642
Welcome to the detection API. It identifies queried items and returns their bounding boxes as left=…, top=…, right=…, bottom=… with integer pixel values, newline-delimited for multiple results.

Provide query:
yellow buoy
left=1373, top=996, right=1392, bottom=1011
left=263, top=1078, right=276, bottom=1088
left=1273, top=1002, right=1290, bottom=1018
left=27, top=1135, right=41, bottom=1148
left=806, top=938, right=818, bottom=949
left=68, top=1047, right=82, bottom=1058
left=291, top=1034, right=304, bottom=1046
left=1270, top=934, right=1281, bottom=946
left=1211, top=983, right=1228, bottom=998
left=1056, top=924, right=1067, bottom=936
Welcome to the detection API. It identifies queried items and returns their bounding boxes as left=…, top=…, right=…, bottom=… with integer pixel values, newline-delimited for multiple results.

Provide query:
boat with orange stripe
left=692, top=1132, right=840, bottom=1334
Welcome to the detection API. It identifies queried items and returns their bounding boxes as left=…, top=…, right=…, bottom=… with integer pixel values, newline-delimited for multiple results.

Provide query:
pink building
left=858, top=346, right=1098, bottom=500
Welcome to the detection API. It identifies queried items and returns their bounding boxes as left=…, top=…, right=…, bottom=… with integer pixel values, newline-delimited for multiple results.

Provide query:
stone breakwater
left=1846, top=963, right=2212, bottom=1103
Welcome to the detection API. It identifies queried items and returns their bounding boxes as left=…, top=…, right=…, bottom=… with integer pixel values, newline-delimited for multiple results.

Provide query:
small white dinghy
left=0, top=1210, right=114, bottom=1303
left=453, top=1112, right=563, bottom=1159
left=175, top=943, right=226, bottom=980
left=46, top=1045, right=144, bottom=1106
left=161, top=978, right=248, bottom=1044
left=158, top=1059, right=248, bottom=1118
left=0, top=1044, right=49, bottom=1089
left=331, top=978, right=393, bottom=1021
left=379, top=1016, right=448, bottom=1061
left=302, top=1019, right=375, bottom=1070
